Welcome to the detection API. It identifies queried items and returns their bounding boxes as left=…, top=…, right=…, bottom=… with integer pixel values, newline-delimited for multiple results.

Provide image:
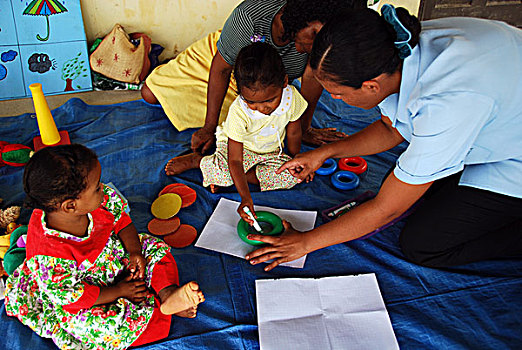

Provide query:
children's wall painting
left=0, top=0, right=92, bottom=100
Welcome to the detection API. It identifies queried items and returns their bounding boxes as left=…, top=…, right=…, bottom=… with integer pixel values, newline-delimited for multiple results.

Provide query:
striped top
left=217, top=0, right=308, bottom=81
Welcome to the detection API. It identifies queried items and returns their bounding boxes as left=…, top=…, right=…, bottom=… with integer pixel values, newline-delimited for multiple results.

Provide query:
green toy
left=0, top=141, right=33, bottom=167
left=237, top=211, right=284, bottom=246
left=3, top=225, right=27, bottom=275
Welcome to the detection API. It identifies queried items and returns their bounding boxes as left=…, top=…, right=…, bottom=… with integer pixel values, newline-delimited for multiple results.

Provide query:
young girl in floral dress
left=166, top=42, right=309, bottom=222
left=4, top=144, right=204, bottom=349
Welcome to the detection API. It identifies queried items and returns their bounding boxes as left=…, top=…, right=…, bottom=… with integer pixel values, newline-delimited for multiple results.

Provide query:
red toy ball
left=338, top=157, right=368, bottom=175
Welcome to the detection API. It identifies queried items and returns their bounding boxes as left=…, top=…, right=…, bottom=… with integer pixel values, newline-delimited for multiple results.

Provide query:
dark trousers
left=399, top=172, right=522, bottom=267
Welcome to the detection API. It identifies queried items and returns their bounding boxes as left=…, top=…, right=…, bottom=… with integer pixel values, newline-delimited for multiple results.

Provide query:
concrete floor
left=0, top=90, right=142, bottom=117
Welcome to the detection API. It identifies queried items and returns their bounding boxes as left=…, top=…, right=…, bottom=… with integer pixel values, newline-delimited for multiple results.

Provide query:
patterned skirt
left=200, top=141, right=299, bottom=191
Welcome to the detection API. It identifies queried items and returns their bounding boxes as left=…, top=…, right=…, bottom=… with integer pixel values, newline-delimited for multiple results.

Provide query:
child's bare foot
left=175, top=306, right=198, bottom=318
left=165, top=153, right=203, bottom=176
left=210, top=184, right=221, bottom=193
left=159, top=281, right=205, bottom=315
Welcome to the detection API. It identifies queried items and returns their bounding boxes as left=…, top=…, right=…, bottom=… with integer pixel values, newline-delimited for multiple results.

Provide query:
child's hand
left=117, top=276, right=149, bottom=303
left=238, top=200, right=256, bottom=225
left=128, top=253, right=147, bottom=280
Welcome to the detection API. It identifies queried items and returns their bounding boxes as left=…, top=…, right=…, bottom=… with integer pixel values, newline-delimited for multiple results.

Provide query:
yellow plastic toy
left=0, top=232, right=12, bottom=259
left=29, top=83, right=70, bottom=151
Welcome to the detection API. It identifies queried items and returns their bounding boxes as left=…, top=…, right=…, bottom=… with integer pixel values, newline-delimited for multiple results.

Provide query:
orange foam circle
left=159, top=183, right=197, bottom=208
left=158, top=183, right=185, bottom=196
left=163, top=224, right=198, bottom=248
left=147, top=217, right=181, bottom=236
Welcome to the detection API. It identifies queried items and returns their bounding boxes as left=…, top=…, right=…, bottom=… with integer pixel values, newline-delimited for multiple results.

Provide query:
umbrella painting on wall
left=0, top=0, right=92, bottom=100
left=23, top=0, right=68, bottom=42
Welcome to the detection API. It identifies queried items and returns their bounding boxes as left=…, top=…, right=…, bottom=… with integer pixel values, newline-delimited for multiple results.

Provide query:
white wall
left=80, top=0, right=242, bottom=60
left=374, top=0, right=420, bottom=16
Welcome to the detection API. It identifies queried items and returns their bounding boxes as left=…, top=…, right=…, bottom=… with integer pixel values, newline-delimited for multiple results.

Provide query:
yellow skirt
left=146, top=31, right=238, bottom=131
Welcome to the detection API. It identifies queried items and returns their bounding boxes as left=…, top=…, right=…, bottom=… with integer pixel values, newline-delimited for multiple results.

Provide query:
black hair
left=310, top=7, right=421, bottom=88
left=23, top=144, right=99, bottom=213
left=233, top=42, right=286, bottom=93
left=281, top=0, right=365, bottom=42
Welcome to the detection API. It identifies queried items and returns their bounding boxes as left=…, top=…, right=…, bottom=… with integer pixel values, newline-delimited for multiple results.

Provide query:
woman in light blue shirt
left=245, top=6, right=522, bottom=270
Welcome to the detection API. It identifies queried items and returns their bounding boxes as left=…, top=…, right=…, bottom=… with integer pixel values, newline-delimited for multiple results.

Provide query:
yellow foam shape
left=0, top=233, right=12, bottom=246
left=151, top=193, right=182, bottom=219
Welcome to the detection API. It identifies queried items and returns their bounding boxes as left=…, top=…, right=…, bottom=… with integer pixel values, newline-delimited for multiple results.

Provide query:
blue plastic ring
left=316, top=158, right=337, bottom=176
left=331, top=171, right=360, bottom=190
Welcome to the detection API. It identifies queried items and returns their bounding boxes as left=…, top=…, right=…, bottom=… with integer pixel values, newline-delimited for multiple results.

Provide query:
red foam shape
left=159, top=184, right=197, bottom=208
left=158, top=183, right=185, bottom=196
left=33, top=130, right=71, bottom=152
left=163, top=224, right=197, bottom=248
left=147, top=217, right=181, bottom=236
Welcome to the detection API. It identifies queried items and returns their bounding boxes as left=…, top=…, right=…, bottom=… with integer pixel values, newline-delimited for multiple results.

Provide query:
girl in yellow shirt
left=167, top=42, right=308, bottom=222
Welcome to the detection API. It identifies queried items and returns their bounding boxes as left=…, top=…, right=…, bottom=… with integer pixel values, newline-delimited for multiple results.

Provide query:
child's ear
left=61, top=199, right=77, bottom=214
left=283, top=75, right=288, bottom=88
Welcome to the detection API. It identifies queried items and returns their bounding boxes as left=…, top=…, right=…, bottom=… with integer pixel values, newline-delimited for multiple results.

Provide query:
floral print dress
left=4, top=185, right=172, bottom=350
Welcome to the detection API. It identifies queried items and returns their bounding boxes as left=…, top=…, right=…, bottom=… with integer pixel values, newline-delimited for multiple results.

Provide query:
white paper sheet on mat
left=256, top=274, right=400, bottom=350
left=195, top=198, right=317, bottom=268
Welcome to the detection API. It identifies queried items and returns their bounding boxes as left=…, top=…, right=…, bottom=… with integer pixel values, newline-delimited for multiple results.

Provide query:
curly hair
left=281, top=0, right=365, bottom=42
left=234, top=42, right=286, bottom=93
left=23, top=144, right=99, bottom=213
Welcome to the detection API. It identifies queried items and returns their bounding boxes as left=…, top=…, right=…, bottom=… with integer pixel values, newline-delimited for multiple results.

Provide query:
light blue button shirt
left=379, top=17, right=522, bottom=198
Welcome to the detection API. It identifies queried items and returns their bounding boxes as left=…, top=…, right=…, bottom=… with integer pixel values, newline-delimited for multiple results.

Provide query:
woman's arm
left=285, top=119, right=302, bottom=157
left=246, top=173, right=432, bottom=271
left=191, top=52, right=234, bottom=154
left=300, top=63, right=346, bottom=145
left=278, top=116, right=405, bottom=181
left=228, top=138, right=256, bottom=223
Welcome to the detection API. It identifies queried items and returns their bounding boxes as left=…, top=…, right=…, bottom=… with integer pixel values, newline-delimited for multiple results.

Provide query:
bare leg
left=158, top=281, right=205, bottom=316
left=246, top=168, right=259, bottom=185
left=141, top=82, right=159, bottom=104
left=165, top=152, right=203, bottom=176
left=210, top=184, right=220, bottom=193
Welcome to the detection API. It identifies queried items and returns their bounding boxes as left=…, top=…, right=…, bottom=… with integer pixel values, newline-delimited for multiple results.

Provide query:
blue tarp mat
left=0, top=85, right=521, bottom=349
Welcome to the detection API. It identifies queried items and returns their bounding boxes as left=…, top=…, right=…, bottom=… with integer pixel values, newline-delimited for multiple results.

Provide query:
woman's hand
left=127, top=253, right=147, bottom=280
left=117, top=276, right=149, bottom=303
left=245, top=221, right=309, bottom=271
left=277, top=149, right=326, bottom=182
left=191, top=126, right=216, bottom=154
left=302, top=127, right=346, bottom=146
left=238, top=199, right=256, bottom=225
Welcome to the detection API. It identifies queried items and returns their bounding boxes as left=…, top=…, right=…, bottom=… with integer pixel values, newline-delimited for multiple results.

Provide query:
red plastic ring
left=338, top=157, right=368, bottom=174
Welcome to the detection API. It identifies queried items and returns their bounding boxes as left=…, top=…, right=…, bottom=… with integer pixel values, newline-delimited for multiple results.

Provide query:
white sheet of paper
left=256, top=274, right=400, bottom=350
left=195, top=198, right=317, bottom=268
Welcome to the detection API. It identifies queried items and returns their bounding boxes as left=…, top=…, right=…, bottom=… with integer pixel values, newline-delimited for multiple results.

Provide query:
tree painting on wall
left=0, top=0, right=92, bottom=100
left=62, top=52, right=88, bottom=91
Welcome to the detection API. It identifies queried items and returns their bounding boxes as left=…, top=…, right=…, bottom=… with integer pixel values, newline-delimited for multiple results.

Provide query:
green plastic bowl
left=237, top=211, right=284, bottom=245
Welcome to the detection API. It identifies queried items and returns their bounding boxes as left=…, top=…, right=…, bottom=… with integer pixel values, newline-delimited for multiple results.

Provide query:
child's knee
left=141, top=83, right=158, bottom=104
